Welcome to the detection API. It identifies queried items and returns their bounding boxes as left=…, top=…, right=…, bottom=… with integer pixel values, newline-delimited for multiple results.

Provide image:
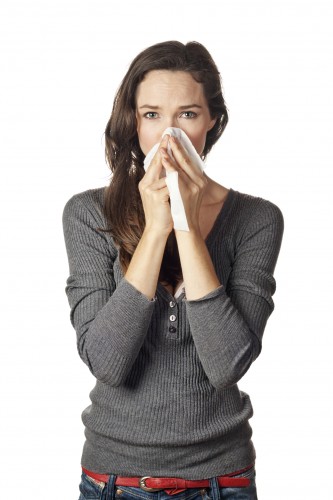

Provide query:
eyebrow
left=138, top=104, right=203, bottom=110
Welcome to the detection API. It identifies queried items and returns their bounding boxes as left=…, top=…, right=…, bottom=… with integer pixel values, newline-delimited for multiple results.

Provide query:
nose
left=165, top=116, right=180, bottom=130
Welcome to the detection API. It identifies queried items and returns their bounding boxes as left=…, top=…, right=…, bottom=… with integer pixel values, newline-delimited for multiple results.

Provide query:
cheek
left=185, top=129, right=207, bottom=155
left=137, top=122, right=162, bottom=156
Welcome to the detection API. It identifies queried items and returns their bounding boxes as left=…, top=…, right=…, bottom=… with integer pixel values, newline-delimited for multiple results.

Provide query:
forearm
left=81, top=278, right=156, bottom=385
left=84, top=229, right=169, bottom=384
left=175, top=230, right=221, bottom=300
left=185, top=286, right=262, bottom=389
left=125, top=228, right=170, bottom=299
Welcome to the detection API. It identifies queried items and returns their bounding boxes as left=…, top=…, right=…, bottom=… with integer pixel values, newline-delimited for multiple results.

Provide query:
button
left=169, top=314, right=177, bottom=322
left=169, top=301, right=176, bottom=308
left=169, top=326, right=177, bottom=333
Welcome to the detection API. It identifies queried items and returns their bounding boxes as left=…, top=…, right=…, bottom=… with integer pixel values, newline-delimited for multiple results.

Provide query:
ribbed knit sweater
left=62, top=186, right=284, bottom=479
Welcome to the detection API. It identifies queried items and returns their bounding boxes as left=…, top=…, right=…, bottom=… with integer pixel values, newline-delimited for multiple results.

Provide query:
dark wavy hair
left=101, top=40, right=229, bottom=287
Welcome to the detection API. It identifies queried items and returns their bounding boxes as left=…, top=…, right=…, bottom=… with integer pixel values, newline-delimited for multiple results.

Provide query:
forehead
left=136, top=70, right=205, bottom=103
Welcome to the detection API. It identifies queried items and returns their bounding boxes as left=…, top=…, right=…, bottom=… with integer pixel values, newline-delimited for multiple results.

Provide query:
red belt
left=82, top=466, right=252, bottom=494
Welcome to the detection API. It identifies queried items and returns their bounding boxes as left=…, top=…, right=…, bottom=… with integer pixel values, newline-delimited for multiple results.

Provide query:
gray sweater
left=62, top=186, right=284, bottom=479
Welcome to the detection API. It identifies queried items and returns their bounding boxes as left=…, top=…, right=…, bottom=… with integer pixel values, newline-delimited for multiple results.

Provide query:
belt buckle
left=139, top=477, right=162, bottom=492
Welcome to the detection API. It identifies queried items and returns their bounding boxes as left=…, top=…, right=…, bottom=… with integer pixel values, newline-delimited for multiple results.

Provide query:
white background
left=1, top=0, right=332, bottom=498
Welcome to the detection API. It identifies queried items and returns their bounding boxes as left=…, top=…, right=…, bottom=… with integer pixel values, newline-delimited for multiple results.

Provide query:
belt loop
left=106, top=473, right=117, bottom=500
left=209, top=477, right=221, bottom=500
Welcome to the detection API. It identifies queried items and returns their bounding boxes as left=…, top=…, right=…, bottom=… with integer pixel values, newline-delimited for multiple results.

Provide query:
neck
left=202, top=175, right=229, bottom=206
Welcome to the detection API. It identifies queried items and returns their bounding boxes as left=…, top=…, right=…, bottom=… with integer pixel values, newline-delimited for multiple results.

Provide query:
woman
left=63, top=40, right=284, bottom=500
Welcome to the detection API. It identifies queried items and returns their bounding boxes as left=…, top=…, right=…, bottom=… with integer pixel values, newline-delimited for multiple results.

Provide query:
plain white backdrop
left=1, top=0, right=332, bottom=498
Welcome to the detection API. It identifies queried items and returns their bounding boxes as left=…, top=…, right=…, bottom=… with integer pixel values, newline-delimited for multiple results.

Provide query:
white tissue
left=143, top=127, right=205, bottom=231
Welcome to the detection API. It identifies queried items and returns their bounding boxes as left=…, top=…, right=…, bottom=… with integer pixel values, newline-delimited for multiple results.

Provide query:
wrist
left=143, top=225, right=172, bottom=241
left=175, top=227, right=203, bottom=242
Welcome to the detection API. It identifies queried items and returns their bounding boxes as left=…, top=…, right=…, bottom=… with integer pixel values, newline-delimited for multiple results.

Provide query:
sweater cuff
left=91, top=277, right=156, bottom=355
left=121, top=277, right=157, bottom=303
left=184, top=285, right=225, bottom=304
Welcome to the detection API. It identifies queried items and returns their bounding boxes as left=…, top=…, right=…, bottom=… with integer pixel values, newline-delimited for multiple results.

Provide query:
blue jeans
left=78, top=467, right=258, bottom=500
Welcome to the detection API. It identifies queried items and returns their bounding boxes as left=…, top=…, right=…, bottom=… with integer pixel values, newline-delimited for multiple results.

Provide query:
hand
left=160, top=135, right=207, bottom=233
left=139, top=135, right=173, bottom=235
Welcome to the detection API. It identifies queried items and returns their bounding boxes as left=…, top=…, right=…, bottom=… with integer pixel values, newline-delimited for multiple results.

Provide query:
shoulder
left=225, top=189, right=284, bottom=254
left=62, top=186, right=107, bottom=227
left=62, top=186, right=118, bottom=257
left=231, top=188, right=284, bottom=230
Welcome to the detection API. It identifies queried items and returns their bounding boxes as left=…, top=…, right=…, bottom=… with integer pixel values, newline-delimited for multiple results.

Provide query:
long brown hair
left=101, top=40, right=229, bottom=287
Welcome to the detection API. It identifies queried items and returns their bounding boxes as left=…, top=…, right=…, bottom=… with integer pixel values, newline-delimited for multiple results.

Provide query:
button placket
left=167, top=300, right=179, bottom=338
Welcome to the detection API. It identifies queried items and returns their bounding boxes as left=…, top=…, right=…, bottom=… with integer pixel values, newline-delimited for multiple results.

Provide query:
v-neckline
left=203, top=187, right=234, bottom=246
left=157, top=187, right=236, bottom=301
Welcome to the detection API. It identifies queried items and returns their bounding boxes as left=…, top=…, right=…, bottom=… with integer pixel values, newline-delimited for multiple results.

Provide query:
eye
left=144, top=112, right=158, bottom=119
left=181, top=111, right=197, bottom=119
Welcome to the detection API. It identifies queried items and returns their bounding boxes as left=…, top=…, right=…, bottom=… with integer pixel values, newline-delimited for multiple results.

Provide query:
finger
left=149, top=176, right=168, bottom=191
left=144, top=135, right=169, bottom=180
left=160, top=139, right=195, bottom=191
left=144, top=148, right=162, bottom=181
left=168, top=135, right=203, bottom=182
left=159, top=143, right=178, bottom=174
left=142, top=184, right=171, bottom=205
left=139, top=175, right=168, bottom=196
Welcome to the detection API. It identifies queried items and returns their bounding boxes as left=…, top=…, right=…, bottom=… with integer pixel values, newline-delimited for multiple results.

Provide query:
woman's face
left=135, top=70, right=216, bottom=156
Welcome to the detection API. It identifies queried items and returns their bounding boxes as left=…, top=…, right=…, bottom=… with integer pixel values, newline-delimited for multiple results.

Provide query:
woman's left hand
left=160, top=135, right=207, bottom=233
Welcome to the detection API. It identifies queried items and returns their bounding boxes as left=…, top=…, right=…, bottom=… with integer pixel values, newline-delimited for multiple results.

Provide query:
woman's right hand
left=139, top=135, right=174, bottom=236
left=125, top=136, right=174, bottom=299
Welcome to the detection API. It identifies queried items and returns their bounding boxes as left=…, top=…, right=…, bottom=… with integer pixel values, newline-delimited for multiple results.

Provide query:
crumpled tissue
left=143, top=127, right=205, bottom=231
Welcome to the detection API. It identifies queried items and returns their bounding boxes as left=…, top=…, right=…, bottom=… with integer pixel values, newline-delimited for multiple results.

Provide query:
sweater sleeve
left=62, top=192, right=156, bottom=386
left=184, top=199, right=284, bottom=390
